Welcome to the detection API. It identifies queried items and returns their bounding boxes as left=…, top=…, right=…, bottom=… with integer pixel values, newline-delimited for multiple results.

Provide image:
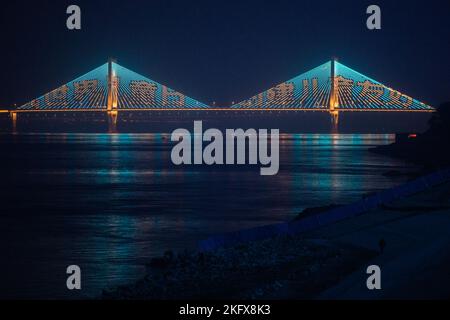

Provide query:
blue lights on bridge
left=16, top=60, right=433, bottom=112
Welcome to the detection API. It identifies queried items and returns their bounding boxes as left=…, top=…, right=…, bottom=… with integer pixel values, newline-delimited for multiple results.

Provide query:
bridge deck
left=2, top=108, right=434, bottom=113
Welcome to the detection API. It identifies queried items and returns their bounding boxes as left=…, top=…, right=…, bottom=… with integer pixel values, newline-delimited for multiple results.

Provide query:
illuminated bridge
left=2, top=59, right=434, bottom=129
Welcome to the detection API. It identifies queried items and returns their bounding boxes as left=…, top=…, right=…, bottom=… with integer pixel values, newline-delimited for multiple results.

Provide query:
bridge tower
left=107, top=58, right=119, bottom=132
left=329, top=58, right=339, bottom=132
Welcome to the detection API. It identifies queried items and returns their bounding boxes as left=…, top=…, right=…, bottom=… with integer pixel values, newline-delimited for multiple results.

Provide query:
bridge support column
left=108, top=110, right=118, bottom=133
left=330, top=110, right=339, bottom=133
left=10, top=112, right=17, bottom=132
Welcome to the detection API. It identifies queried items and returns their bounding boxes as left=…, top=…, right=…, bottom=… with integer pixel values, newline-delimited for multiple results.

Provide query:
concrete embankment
left=198, top=168, right=450, bottom=251
left=313, top=180, right=450, bottom=299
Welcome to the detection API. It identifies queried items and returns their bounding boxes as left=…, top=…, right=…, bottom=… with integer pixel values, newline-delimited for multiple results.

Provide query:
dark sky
left=1, top=0, right=449, bottom=107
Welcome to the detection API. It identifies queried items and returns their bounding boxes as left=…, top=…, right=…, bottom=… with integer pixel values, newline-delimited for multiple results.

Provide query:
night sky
left=1, top=0, right=449, bottom=108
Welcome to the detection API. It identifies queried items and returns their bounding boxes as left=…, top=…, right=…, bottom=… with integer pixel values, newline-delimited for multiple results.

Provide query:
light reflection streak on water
left=0, top=133, right=414, bottom=298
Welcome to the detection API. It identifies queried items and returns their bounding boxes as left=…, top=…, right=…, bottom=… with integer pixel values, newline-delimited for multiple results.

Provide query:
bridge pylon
left=329, top=58, right=339, bottom=132
left=107, top=58, right=119, bottom=112
left=107, top=58, right=119, bottom=132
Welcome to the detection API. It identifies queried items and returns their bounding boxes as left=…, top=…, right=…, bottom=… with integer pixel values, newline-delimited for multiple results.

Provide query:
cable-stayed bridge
left=17, top=60, right=210, bottom=112
left=2, top=59, right=434, bottom=130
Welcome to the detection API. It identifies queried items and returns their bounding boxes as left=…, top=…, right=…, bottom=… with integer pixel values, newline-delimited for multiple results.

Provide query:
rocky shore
left=102, top=233, right=376, bottom=299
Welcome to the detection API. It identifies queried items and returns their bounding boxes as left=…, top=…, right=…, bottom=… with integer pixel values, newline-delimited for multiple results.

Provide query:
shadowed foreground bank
left=316, top=180, right=450, bottom=299
left=102, top=235, right=376, bottom=299
left=102, top=178, right=450, bottom=299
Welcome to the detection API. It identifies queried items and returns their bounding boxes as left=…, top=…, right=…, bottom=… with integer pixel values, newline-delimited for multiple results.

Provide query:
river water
left=0, top=133, right=416, bottom=298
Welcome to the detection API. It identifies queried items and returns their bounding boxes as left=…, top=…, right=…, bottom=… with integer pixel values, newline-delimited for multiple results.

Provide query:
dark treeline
left=374, top=102, right=450, bottom=168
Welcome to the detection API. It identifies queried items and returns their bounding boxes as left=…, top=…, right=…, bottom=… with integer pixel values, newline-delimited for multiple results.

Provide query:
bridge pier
left=330, top=110, right=339, bottom=133
left=107, top=110, right=118, bottom=133
left=10, top=112, right=17, bottom=132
